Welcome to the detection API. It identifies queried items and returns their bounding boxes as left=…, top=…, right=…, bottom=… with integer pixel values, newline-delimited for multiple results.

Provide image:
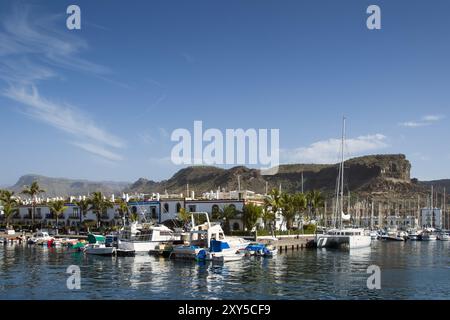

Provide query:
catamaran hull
left=316, top=235, right=371, bottom=249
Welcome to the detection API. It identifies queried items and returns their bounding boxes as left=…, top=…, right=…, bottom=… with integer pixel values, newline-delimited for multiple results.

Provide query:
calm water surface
left=0, top=241, right=449, bottom=300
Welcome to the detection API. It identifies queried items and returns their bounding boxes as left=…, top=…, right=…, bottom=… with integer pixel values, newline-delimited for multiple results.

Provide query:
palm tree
left=306, top=190, right=325, bottom=222
left=115, top=199, right=129, bottom=225
left=74, top=199, right=90, bottom=227
left=0, top=190, right=19, bottom=229
left=243, top=203, right=262, bottom=231
left=89, top=192, right=113, bottom=229
left=292, top=192, right=307, bottom=231
left=264, top=188, right=283, bottom=233
left=281, top=193, right=295, bottom=230
left=21, top=181, right=45, bottom=227
left=47, top=200, right=67, bottom=235
left=219, top=205, right=237, bottom=234
left=178, top=207, right=190, bottom=223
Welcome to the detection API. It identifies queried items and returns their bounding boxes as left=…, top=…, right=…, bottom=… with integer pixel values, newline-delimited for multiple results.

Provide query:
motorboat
left=118, top=222, right=180, bottom=254
left=242, top=243, right=278, bottom=257
left=437, top=232, right=450, bottom=241
left=27, top=231, right=53, bottom=245
left=83, top=234, right=116, bottom=256
left=420, top=229, right=438, bottom=241
left=369, top=230, right=380, bottom=240
left=407, top=229, right=421, bottom=241
left=171, top=212, right=248, bottom=260
left=206, top=239, right=249, bottom=261
left=212, top=250, right=246, bottom=263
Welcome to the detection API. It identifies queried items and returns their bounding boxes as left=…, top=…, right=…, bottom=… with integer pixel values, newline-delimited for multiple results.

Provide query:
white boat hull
left=212, top=252, right=245, bottom=263
left=118, top=240, right=159, bottom=253
left=84, top=246, right=116, bottom=256
left=316, top=234, right=371, bottom=249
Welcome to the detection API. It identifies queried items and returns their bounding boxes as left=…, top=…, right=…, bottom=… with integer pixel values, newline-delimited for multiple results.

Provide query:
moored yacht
left=84, top=234, right=116, bottom=256
left=118, top=222, right=180, bottom=254
left=317, top=228, right=372, bottom=249
left=315, top=118, right=371, bottom=250
left=171, top=212, right=249, bottom=260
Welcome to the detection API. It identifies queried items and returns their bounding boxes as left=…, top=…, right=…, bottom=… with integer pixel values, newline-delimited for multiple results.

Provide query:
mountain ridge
left=4, top=154, right=448, bottom=199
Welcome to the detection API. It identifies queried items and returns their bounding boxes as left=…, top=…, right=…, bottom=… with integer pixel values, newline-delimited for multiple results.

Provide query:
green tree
left=47, top=200, right=67, bottom=235
left=219, top=205, right=237, bottom=234
left=281, top=193, right=296, bottom=230
left=116, top=199, right=129, bottom=222
left=242, top=203, right=262, bottom=231
left=89, top=192, right=113, bottom=228
left=264, top=189, right=283, bottom=233
left=74, top=198, right=90, bottom=227
left=292, top=192, right=307, bottom=230
left=0, top=190, right=19, bottom=229
left=178, top=207, right=190, bottom=224
left=21, top=181, right=45, bottom=227
left=306, top=190, right=325, bottom=221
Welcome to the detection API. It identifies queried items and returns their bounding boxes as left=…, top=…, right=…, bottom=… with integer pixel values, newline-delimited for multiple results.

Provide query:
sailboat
left=315, top=117, right=372, bottom=250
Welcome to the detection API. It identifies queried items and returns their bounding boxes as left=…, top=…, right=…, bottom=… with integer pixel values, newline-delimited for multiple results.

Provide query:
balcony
left=69, top=215, right=80, bottom=220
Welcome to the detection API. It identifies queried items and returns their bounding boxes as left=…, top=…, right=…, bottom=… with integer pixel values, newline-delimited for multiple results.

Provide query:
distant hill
left=8, top=174, right=130, bottom=198
left=127, top=154, right=432, bottom=200
left=419, top=179, right=450, bottom=192
left=6, top=154, right=447, bottom=200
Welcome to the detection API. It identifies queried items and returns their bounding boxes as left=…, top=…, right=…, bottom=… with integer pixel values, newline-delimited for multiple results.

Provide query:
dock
left=256, top=235, right=316, bottom=252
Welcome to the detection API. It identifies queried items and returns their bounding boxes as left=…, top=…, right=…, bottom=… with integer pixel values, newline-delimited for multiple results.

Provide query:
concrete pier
left=256, top=235, right=316, bottom=252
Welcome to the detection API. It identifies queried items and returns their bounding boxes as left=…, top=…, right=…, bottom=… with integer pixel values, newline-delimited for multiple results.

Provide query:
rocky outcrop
left=126, top=154, right=417, bottom=197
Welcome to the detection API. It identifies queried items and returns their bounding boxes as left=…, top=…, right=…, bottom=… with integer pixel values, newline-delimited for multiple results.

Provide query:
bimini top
left=88, top=234, right=106, bottom=244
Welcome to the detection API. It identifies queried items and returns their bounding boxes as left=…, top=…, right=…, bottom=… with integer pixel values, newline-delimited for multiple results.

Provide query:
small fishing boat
left=27, top=231, right=53, bottom=245
left=212, top=251, right=245, bottom=263
left=408, top=229, right=421, bottom=241
left=83, top=234, right=116, bottom=256
left=437, top=232, right=450, bottom=241
left=419, top=229, right=438, bottom=241
left=242, top=243, right=277, bottom=257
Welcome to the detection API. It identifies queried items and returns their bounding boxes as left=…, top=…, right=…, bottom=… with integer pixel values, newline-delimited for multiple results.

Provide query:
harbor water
left=0, top=241, right=449, bottom=300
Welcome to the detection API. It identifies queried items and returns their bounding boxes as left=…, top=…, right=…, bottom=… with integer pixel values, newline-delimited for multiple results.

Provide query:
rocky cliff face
left=7, top=154, right=435, bottom=200
left=126, top=154, right=417, bottom=198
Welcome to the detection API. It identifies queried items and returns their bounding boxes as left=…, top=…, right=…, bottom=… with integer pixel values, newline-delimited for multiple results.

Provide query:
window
left=163, top=203, right=169, bottom=213
left=212, top=205, right=219, bottom=214
left=233, top=222, right=240, bottom=231
left=188, top=205, right=196, bottom=213
left=151, top=206, right=157, bottom=219
left=131, top=206, right=137, bottom=214
left=176, top=203, right=181, bottom=213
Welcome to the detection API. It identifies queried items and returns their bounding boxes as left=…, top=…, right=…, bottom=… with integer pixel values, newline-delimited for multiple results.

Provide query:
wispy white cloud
left=0, top=3, right=125, bottom=161
left=399, top=114, right=445, bottom=128
left=3, top=86, right=125, bottom=149
left=72, top=142, right=123, bottom=162
left=282, top=134, right=388, bottom=164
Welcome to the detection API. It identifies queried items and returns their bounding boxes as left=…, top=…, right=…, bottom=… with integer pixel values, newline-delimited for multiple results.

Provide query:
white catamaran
left=315, top=117, right=372, bottom=250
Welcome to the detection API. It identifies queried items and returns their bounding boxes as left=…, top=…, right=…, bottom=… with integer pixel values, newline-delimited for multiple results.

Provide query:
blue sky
left=0, top=0, right=449, bottom=185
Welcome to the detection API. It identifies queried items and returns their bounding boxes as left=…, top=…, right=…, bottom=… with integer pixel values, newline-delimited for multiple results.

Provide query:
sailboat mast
left=339, top=117, right=346, bottom=228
